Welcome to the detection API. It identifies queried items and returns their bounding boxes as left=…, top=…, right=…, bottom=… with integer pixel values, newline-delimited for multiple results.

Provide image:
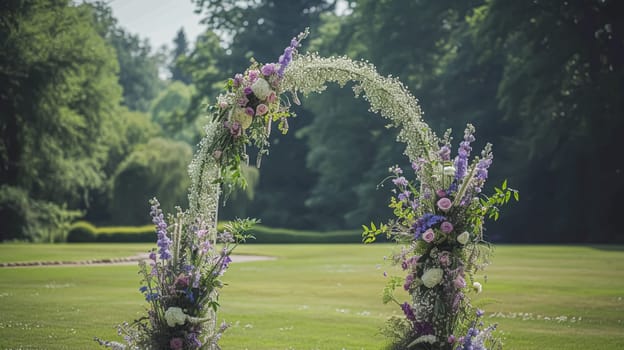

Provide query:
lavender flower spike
left=277, top=28, right=310, bottom=77
left=454, top=124, right=476, bottom=181
left=149, top=198, right=172, bottom=260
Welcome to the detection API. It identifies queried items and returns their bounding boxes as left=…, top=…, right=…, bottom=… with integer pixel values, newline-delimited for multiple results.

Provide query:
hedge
left=245, top=225, right=362, bottom=244
left=67, top=221, right=154, bottom=243
left=67, top=221, right=365, bottom=244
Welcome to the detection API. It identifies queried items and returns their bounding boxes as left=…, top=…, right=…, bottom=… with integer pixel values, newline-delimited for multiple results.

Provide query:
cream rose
left=164, top=307, right=187, bottom=327
left=251, top=78, right=272, bottom=100
left=421, top=268, right=444, bottom=288
left=457, top=231, right=470, bottom=245
left=230, top=107, right=253, bottom=129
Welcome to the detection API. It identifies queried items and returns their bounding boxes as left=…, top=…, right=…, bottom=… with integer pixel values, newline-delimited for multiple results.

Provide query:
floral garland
left=364, top=125, right=518, bottom=349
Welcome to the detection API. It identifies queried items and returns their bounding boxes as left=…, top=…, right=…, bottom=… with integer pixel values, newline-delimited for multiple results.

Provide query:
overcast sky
left=104, top=0, right=205, bottom=50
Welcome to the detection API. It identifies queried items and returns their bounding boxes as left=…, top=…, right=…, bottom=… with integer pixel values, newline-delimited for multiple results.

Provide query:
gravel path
left=0, top=254, right=275, bottom=268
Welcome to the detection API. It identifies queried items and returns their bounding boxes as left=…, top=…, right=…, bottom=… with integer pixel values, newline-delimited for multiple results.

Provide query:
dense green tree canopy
left=0, top=0, right=123, bottom=240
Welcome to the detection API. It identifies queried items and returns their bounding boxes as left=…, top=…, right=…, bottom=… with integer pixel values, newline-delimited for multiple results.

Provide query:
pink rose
left=170, top=337, right=184, bottom=350
left=436, top=189, right=447, bottom=197
left=422, top=229, right=435, bottom=243
left=256, top=103, right=269, bottom=116
left=248, top=69, right=260, bottom=82
left=440, top=221, right=454, bottom=233
left=267, top=91, right=277, bottom=103
left=437, top=197, right=452, bottom=212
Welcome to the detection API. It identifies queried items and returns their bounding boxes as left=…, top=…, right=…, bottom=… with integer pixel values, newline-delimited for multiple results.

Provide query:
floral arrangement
left=206, top=29, right=310, bottom=191
left=94, top=29, right=311, bottom=350
left=96, top=198, right=256, bottom=350
left=363, top=125, right=518, bottom=349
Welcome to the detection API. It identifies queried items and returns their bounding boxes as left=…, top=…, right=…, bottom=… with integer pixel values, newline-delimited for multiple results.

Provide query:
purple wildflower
left=401, top=302, right=416, bottom=321
left=398, top=191, right=411, bottom=202
left=404, top=274, right=414, bottom=290
left=411, top=158, right=425, bottom=172
left=149, top=198, right=171, bottom=260
left=438, top=145, right=451, bottom=160
left=277, top=32, right=305, bottom=77
left=412, top=213, right=446, bottom=238
left=454, top=124, right=476, bottom=181
left=186, top=332, right=202, bottom=348
left=392, top=176, right=408, bottom=187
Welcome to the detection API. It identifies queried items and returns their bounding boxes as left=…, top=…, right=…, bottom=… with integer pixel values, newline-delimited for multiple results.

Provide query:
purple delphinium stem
left=277, top=29, right=309, bottom=77
left=454, top=124, right=476, bottom=181
left=149, top=198, right=171, bottom=260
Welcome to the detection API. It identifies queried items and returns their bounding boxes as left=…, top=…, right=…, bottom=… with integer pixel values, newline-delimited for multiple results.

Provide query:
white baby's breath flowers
left=251, top=78, right=272, bottom=100
left=421, top=268, right=444, bottom=288
left=457, top=231, right=470, bottom=245
left=473, top=281, right=483, bottom=294
left=164, top=307, right=188, bottom=327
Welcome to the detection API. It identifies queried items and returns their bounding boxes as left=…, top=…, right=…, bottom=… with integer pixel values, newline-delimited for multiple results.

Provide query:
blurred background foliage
left=0, top=0, right=622, bottom=243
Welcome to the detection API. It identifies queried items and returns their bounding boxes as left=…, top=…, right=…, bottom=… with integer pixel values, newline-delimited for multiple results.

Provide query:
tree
left=170, top=28, right=192, bottom=84
left=477, top=0, right=624, bottom=242
left=0, top=0, right=123, bottom=240
left=89, top=1, right=162, bottom=112
left=109, top=138, right=192, bottom=225
left=149, top=81, right=203, bottom=145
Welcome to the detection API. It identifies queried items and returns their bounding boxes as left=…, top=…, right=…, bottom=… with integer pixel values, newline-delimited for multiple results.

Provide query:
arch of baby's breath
left=187, top=53, right=439, bottom=235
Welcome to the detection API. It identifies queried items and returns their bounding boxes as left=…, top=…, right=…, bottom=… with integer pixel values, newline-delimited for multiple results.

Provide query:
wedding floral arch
left=99, top=29, right=517, bottom=350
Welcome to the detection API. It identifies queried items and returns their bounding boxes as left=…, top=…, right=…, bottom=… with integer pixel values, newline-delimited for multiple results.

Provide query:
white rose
left=164, top=307, right=187, bottom=327
left=443, top=166, right=456, bottom=176
left=251, top=78, right=272, bottom=100
left=473, top=281, right=483, bottom=294
left=421, top=268, right=444, bottom=288
left=457, top=231, right=470, bottom=245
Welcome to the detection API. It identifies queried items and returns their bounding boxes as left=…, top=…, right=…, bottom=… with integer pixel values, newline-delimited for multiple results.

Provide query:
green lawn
left=0, top=244, right=623, bottom=349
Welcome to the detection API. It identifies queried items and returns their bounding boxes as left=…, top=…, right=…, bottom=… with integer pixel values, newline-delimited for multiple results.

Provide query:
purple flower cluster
left=474, top=153, right=493, bottom=193
left=454, top=125, right=475, bottom=181
left=277, top=36, right=302, bottom=77
left=412, top=213, right=446, bottom=238
left=149, top=198, right=171, bottom=260
left=401, top=302, right=416, bottom=321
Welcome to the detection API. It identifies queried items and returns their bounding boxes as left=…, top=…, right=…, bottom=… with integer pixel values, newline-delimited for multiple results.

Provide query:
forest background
left=1, top=0, right=622, bottom=243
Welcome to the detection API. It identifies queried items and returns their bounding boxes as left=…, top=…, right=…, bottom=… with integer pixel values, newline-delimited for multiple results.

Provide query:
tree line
left=1, top=0, right=622, bottom=243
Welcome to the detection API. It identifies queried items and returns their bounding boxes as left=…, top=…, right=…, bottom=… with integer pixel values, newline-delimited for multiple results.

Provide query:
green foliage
left=66, top=221, right=97, bottom=243
left=170, top=28, right=192, bottom=84
left=110, top=138, right=192, bottom=225
left=89, top=1, right=162, bottom=112
left=149, top=81, right=198, bottom=143
left=0, top=185, right=81, bottom=242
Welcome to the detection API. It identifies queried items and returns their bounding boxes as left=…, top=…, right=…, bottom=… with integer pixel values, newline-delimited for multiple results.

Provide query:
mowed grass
left=0, top=244, right=622, bottom=349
